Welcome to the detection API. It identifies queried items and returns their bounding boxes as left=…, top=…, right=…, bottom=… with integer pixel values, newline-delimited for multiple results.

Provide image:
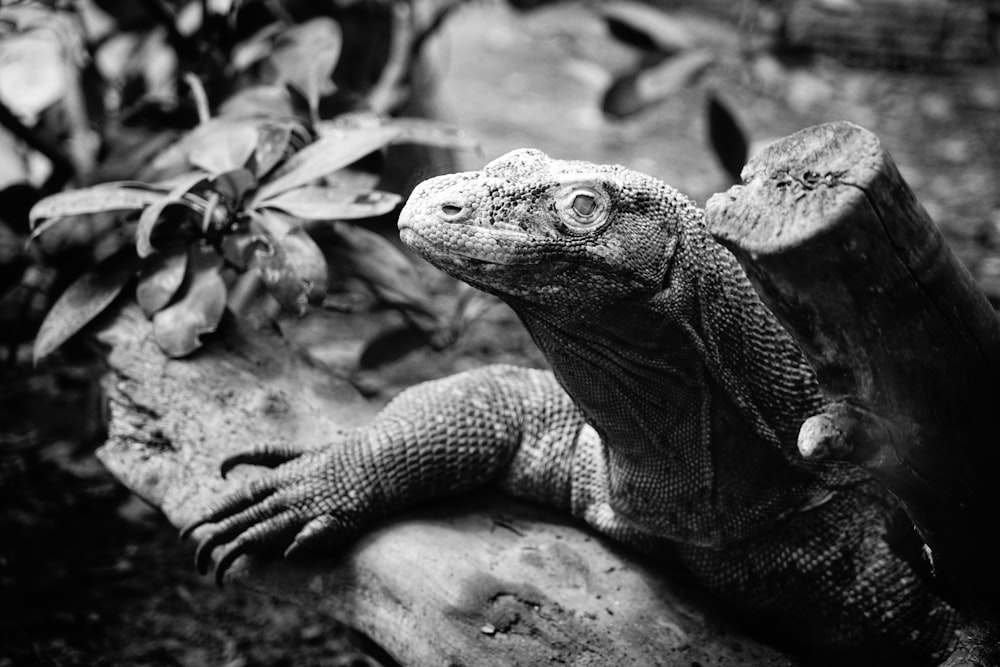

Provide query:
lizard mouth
left=399, top=225, right=520, bottom=266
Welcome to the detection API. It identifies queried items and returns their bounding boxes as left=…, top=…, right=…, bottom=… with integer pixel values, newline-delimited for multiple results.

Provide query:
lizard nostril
left=438, top=202, right=468, bottom=221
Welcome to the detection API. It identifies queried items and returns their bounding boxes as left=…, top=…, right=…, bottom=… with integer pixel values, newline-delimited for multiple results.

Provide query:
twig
left=184, top=73, right=211, bottom=125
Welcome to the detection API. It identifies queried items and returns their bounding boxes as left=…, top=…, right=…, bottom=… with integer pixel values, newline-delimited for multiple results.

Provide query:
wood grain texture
left=705, top=120, right=1000, bottom=614
left=94, top=303, right=795, bottom=666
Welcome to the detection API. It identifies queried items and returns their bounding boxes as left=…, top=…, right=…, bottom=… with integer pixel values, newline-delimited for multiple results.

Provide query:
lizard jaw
left=399, top=222, right=526, bottom=267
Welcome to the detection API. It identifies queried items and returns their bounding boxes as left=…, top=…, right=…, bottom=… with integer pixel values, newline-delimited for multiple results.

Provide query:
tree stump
left=705, top=121, right=1000, bottom=625
left=94, top=304, right=794, bottom=666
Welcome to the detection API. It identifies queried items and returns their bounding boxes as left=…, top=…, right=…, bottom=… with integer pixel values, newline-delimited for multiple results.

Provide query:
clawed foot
left=180, top=447, right=362, bottom=585
left=218, top=445, right=305, bottom=478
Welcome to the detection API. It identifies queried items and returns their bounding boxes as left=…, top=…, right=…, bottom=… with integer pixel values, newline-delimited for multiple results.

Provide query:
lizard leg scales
left=185, top=365, right=597, bottom=582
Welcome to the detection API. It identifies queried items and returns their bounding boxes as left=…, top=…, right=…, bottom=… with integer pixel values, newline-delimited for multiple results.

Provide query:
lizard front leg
left=181, top=365, right=590, bottom=583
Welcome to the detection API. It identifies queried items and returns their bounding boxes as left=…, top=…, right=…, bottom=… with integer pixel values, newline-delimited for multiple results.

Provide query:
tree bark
left=93, top=303, right=794, bottom=666
left=705, top=121, right=1000, bottom=617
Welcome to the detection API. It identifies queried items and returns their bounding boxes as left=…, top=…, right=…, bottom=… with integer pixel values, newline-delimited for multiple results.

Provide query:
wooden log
left=704, top=121, right=1000, bottom=614
left=93, top=303, right=795, bottom=666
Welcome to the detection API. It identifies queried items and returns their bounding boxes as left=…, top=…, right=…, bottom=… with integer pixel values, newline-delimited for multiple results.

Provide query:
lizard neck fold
left=509, top=219, right=825, bottom=544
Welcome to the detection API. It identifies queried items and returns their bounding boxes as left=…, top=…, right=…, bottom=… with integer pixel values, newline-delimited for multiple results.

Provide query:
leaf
left=33, top=248, right=138, bottom=363
left=327, top=222, right=440, bottom=331
left=602, top=50, right=713, bottom=118
left=151, top=243, right=227, bottom=357
left=706, top=92, right=749, bottom=183
left=386, top=118, right=481, bottom=152
left=269, top=18, right=342, bottom=116
left=253, top=126, right=400, bottom=203
left=211, top=168, right=256, bottom=204
left=231, top=23, right=283, bottom=72
left=255, top=186, right=401, bottom=220
left=323, top=167, right=380, bottom=192
left=220, top=232, right=256, bottom=269
left=29, top=187, right=163, bottom=235
left=253, top=121, right=294, bottom=178
left=601, top=1, right=695, bottom=53
left=249, top=211, right=328, bottom=314
left=218, top=85, right=295, bottom=120
left=135, top=244, right=188, bottom=316
left=150, top=119, right=256, bottom=175
left=136, top=172, right=208, bottom=258
left=188, top=123, right=259, bottom=174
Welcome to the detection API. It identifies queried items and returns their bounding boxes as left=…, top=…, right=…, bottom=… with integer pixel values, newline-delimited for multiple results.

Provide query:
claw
left=220, top=446, right=305, bottom=479
left=210, top=511, right=303, bottom=584
left=284, top=514, right=339, bottom=557
left=179, top=478, right=277, bottom=541
left=193, top=498, right=279, bottom=574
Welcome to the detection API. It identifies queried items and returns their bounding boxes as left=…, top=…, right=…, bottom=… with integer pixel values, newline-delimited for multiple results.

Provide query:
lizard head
left=398, top=149, right=700, bottom=307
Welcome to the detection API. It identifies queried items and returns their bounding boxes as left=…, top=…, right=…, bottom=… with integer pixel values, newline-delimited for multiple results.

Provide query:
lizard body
left=184, top=150, right=959, bottom=664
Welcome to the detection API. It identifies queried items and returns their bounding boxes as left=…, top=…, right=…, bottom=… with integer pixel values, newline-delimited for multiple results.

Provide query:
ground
left=2, top=2, right=999, bottom=665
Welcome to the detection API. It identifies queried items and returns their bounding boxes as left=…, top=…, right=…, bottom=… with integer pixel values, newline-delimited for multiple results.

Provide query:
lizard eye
left=555, top=186, right=608, bottom=234
left=572, top=193, right=596, bottom=216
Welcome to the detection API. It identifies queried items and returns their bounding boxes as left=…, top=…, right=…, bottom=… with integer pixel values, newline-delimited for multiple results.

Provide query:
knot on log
left=797, top=400, right=898, bottom=467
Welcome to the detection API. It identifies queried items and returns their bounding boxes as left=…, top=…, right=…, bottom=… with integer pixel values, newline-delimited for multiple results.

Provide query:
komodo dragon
left=182, top=150, right=960, bottom=664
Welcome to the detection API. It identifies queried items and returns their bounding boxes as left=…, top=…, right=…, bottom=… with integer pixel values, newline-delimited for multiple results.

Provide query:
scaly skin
left=183, top=150, right=959, bottom=664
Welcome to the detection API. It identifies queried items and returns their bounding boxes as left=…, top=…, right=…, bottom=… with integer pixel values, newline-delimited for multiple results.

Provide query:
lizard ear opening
left=554, top=184, right=609, bottom=235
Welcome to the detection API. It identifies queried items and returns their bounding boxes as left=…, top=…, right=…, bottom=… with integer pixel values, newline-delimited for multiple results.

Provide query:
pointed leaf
left=327, top=222, right=439, bottom=331
left=269, top=18, right=342, bottom=115
left=33, top=249, right=138, bottom=363
left=232, top=23, right=283, bottom=72
left=90, top=180, right=174, bottom=192
left=387, top=118, right=481, bottom=152
left=218, top=85, right=295, bottom=120
left=136, top=172, right=208, bottom=257
left=136, top=244, right=188, bottom=316
left=253, top=121, right=294, bottom=178
left=602, top=1, right=695, bottom=53
left=29, top=187, right=163, bottom=233
left=256, top=186, right=401, bottom=220
left=253, top=126, right=400, bottom=202
left=249, top=211, right=328, bottom=312
left=323, top=167, right=380, bottom=191
left=150, top=119, right=256, bottom=175
left=211, top=168, right=256, bottom=204
left=188, top=123, right=259, bottom=174
left=151, top=243, right=227, bottom=357
left=707, top=92, right=749, bottom=183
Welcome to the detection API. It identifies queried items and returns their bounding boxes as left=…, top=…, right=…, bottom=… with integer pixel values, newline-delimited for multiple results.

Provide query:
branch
left=92, top=303, right=795, bottom=665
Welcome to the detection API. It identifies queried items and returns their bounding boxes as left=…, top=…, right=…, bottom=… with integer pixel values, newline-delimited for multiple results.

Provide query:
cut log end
left=707, top=120, right=884, bottom=255
left=706, top=120, right=1000, bottom=617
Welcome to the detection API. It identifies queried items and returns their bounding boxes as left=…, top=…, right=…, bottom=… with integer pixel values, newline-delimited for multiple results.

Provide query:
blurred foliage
left=0, top=0, right=476, bottom=365
left=587, top=0, right=995, bottom=178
